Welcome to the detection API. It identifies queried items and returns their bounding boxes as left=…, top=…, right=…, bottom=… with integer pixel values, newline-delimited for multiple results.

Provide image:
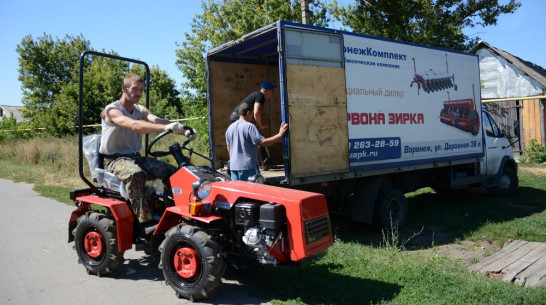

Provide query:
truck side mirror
left=514, top=120, right=520, bottom=137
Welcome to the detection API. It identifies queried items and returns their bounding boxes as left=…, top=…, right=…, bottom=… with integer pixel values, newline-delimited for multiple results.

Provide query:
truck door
left=282, top=27, right=349, bottom=179
left=481, top=111, right=509, bottom=175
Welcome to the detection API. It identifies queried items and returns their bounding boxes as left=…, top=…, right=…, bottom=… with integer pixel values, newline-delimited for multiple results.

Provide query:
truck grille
left=305, top=215, right=330, bottom=245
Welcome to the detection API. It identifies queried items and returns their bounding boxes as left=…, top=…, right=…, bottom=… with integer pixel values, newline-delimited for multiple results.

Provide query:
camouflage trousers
left=103, top=153, right=177, bottom=223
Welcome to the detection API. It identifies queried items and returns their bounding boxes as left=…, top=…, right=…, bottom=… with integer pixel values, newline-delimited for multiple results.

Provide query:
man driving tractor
left=99, top=74, right=194, bottom=230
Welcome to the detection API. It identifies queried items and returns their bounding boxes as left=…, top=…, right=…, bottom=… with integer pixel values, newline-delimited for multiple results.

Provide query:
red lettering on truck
left=348, top=112, right=386, bottom=125
left=348, top=112, right=423, bottom=125
left=388, top=113, right=424, bottom=124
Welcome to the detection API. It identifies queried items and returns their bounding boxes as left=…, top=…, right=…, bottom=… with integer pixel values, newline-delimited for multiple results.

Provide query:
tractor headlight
left=192, top=178, right=212, bottom=200
left=248, top=174, right=265, bottom=184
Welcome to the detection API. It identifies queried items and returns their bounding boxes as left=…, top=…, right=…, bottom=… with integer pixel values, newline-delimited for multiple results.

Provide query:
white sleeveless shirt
left=99, top=101, right=145, bottom=155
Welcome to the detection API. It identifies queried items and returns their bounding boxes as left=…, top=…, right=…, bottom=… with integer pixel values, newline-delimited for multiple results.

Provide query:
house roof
left=0, top=105, right=27, bottom=123
left=470, top=41, right=546, bottom=90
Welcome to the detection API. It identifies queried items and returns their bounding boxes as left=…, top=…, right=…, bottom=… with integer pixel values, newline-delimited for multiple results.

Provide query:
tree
left=17, top=34, right=182, bottom=136
left=132, top=65, right=182, bottom=120
left=175, top=0, right=330, bottom=149
left=329, top=0, right=521, bottom=51
left=176, top=0, right=330, bottom=111
left=17, top=33, right=90, bottom=134
left=0, top=116, right=34, bottom=141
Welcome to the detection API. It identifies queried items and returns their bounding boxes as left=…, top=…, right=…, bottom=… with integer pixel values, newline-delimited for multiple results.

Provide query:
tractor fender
left=68, top=195, right=134, bottom=252
left=154, top=206, right=226, bottom=234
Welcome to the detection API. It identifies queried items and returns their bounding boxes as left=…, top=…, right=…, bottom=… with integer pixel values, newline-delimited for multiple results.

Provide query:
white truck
left=206, top=21, right=518, bottom=228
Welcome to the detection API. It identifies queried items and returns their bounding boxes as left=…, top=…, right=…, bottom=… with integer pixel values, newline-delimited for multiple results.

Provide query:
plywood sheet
left=469, top=240, right=546, bottom=288
left=286, top=64, right=349, bottom=178
left=209, top=61, right=282, bottom=167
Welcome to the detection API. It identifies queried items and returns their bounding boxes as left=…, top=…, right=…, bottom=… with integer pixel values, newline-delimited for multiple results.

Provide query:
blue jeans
left=230, top=168, right=260, bottom=181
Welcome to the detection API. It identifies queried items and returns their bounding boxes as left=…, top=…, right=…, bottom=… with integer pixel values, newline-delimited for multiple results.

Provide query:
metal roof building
left=0, top=105, right=27, bottom=124
left=470, top=41, right=546, bottom=153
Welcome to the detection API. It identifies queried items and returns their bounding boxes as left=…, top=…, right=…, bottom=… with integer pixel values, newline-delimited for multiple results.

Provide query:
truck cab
left=480, top=109, right=518, bottom=195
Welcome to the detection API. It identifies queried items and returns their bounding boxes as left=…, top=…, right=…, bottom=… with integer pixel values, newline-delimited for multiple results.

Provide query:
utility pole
left=301, top=0, right=310, bottom=24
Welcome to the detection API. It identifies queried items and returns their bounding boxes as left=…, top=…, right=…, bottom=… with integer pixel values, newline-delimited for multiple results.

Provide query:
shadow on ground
left=89, top=254, right=401, bottom=305
left=331, top=185, right=546, bottom=250
left=225, top=263, right=402, bottom=305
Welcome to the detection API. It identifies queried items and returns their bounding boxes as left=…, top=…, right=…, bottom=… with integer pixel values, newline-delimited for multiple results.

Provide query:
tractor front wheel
left=159, top=224, right=225, bottom=301
left=73, top=212, right=124, bottom=276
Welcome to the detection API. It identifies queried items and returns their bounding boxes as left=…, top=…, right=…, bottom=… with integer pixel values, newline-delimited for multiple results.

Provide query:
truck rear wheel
left=73, top=212, right=124, bottom=276
left=159, top=224, right=225, bottom=301
left=488, top=166, right=518, bottom=197
left=374, top=189, right=408, bottom=230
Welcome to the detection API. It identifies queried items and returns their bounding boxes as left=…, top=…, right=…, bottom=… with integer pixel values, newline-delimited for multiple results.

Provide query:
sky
left=1, top=0, right=544, bottom=107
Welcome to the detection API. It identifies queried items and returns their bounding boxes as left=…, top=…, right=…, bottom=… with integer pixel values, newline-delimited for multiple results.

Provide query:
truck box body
left=207, top=21, right=484, bottom=186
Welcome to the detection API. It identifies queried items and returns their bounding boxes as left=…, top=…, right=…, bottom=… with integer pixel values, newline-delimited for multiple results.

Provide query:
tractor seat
left=83, top=134, right=128, bottom=199
left=95, top=168, right=128, bottom=199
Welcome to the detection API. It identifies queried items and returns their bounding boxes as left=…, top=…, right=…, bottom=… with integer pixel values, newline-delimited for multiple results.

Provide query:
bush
left=523, top=139, right=546, bottom=163
left=0, top=117, right=36, bottom=141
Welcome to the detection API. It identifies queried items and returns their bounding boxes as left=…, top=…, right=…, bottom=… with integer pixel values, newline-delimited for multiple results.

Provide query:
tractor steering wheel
left=146, top=127, right=194, bottom=158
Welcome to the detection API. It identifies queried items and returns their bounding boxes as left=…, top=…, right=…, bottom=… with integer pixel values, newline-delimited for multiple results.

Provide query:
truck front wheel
left=374, top=189, right=409, bottom=230
left=488, top=166, right=518, bottom=196
left=159, top=224, right=225, bottom=301
left=72, top=212, right=124, bottom=276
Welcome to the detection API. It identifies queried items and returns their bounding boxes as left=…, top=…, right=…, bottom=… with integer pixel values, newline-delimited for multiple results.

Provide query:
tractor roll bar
left=78, top=50, right=150, bottom=191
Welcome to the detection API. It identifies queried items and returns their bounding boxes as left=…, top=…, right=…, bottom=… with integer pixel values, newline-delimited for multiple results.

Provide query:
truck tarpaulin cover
left=343, top=34, right=484, bottom=171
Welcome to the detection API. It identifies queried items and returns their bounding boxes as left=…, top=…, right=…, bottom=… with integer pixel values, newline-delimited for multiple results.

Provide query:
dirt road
left=0, top=178, right=270, bottom=305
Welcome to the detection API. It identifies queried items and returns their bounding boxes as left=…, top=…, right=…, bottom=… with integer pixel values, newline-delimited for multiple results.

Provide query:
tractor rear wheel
left=159, top=224, right=225, bottom=301
left=73, top=212, right=124, bottom=276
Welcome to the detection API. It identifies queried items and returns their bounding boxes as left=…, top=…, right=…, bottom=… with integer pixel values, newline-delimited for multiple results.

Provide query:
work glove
left=164, top=122, right=184, bottom=135
left=184, top=128, right=198, bottom=141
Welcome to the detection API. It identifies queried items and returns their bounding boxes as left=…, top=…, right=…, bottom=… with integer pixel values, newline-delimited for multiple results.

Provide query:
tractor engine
left=234, top=202, right=285, bottom=265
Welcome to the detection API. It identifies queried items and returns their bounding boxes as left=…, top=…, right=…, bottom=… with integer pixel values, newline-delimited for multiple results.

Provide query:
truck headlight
left=192, top=178, right=212, bottom=200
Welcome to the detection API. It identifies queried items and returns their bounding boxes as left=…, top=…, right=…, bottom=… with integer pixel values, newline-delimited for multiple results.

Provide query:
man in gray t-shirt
left=100, top=74, right=193, bottom=226
left=225, top=102, right=287, bottom=181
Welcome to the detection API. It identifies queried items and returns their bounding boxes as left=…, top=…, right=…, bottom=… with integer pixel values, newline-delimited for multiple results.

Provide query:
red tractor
left=68, top=51, right=333, bottom=301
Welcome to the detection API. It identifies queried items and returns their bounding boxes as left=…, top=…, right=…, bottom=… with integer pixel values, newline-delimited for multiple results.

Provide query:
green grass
left=243, top=165, right=545, bottom=304
left=34, top=184, right=76, bottom=205
left=237, top=241, right=546, bottom=305
left=402, top=167, right=546, bottom=246
left=1, top=137, right=546, bottom=304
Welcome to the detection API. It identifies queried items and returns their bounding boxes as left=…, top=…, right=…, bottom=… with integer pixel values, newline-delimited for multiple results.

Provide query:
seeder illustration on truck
left=439, top=86, right=480, bottom=136
left=410, top=54, right=457, bottom=95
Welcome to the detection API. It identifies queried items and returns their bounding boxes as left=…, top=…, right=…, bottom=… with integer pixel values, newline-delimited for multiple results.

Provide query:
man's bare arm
left=141, top=106, right=171, bottom=125
left=105, top=107, right=167, bottom=134
left=253, top=103, right=267, bottom=130
left=258, top=122, right=287, bottom=147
